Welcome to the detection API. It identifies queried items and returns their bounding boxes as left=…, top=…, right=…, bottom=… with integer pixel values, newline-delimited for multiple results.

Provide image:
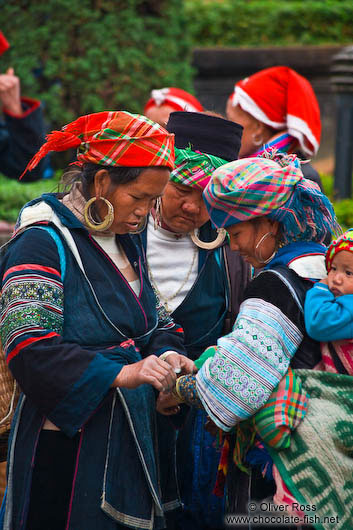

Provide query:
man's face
left=161, top=182, right=209, bottom=234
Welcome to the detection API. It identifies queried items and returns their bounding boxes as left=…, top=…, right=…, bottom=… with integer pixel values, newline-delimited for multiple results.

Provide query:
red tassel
left=0, top=32, right=10, bottom=56
left=19, top=130, right=81, bottom=180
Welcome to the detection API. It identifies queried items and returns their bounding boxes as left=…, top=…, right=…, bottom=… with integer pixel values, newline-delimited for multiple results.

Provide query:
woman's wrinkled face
left=227, top=217, right=278, bottom=268
left=94, top=168, right=170, bottom=234
left=160, top=181, right=210, bottom=234
left=327, top=250, right=353, bottom=297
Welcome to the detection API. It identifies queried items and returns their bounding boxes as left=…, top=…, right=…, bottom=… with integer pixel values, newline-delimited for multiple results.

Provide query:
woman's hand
left=156, top=391, right=181, bottom=415
left=113, top=355, right=177, bottom=391
left=161, top=352, right=196, bottom=375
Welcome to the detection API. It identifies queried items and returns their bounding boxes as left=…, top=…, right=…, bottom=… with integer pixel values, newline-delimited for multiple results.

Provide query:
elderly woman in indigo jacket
left=0, top=111, right=194, bottom=530
left=158, top=152, right=338, bottom=523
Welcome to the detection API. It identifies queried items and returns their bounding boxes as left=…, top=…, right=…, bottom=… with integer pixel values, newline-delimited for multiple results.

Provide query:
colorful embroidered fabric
left=20, top=111, right=175, bottom=179
left=325, top=228, right=353, bottom=272
left=170, top=147, right=227, bottom=191
left=253, top=367, right=309, bottom=448
left=213, top=368, right=309, bottom=495
left=203, top=151, right=337, bottom=244
left=251, top=131, right=297, bottom=157
left=228, top=66, right=321, bottom=156
left=175, top=374, right=203, bottom=408
left=196, top=296, right=303, bottom=432
left=0, top=258, right=64, bottom=364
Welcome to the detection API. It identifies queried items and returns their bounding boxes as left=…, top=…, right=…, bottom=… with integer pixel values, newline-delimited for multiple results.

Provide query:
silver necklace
left=147, top=245, right=198, bottom=313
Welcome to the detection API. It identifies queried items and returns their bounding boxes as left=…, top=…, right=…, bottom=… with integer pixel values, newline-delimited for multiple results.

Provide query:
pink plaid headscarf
left=203, top=151, right=337, bottom=244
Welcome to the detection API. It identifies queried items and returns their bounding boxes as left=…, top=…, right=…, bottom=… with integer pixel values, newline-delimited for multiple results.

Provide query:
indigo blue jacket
left=0, top=194, right=185, bottom=529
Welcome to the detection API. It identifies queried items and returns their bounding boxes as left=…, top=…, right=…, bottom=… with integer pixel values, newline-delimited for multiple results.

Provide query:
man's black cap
left=166, top=111, right=243, bottom=162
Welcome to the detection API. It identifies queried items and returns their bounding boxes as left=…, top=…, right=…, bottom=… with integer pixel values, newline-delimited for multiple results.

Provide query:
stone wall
left=192, top=45, right=343, bottom=172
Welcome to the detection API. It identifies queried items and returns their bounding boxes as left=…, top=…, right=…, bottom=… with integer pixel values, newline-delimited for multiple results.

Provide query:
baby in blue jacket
left=304, top=229, right=353, bottom=372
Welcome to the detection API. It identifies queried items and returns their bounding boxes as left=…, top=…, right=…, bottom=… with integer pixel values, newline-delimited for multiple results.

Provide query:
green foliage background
left=185, top=0, right=353, bottom=47
left=1, top=0, right=194, bottom=129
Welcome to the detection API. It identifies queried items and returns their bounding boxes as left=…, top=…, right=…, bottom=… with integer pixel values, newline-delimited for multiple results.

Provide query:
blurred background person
left=226, top=66, right=323, bottom=189
left=144, top=87, right=204, bottom=126
left=0, top=31, right=51, bottom=182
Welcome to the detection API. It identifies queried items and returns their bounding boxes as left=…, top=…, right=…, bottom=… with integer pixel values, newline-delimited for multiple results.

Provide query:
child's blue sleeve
left=304, top=283, right=353, bottom=341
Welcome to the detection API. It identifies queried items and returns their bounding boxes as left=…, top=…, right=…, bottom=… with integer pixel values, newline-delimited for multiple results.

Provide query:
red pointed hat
left=0, top=32, right=10, bottom=56
left=144, top=87, right=204, bottom=114
left=228, top=66, right=321, bottom=157
left=20, top=111, right=175, bottom=179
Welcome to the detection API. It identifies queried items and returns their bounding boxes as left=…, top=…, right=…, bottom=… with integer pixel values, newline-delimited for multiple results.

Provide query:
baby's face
left=327, top=250, right=353, bottom=296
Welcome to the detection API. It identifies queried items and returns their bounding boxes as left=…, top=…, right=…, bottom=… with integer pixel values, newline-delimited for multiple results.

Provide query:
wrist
left=112, top=365, right=129, bottom=388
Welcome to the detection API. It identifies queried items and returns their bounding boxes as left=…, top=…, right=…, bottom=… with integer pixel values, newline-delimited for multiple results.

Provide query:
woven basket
left=0, top=346, right=20, bottom=462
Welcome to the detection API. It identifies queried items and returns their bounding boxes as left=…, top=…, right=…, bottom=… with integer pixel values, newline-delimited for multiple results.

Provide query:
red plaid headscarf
left=20, top=111, right=175, bottom=179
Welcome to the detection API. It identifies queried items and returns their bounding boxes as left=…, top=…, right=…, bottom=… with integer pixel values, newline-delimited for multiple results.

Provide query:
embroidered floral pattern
left=1, top=277, right=64, bottom=350
left=176, top=374, right=202, bottom=408
left=197, top=298, right=303, bottom=431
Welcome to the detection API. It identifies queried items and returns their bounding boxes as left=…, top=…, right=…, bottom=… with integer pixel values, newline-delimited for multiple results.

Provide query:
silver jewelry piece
left=255, top=232, right=277, bottom=264
left=190, top=227, right=227, bottom=250
left=154, top=197, right=162, bottom=230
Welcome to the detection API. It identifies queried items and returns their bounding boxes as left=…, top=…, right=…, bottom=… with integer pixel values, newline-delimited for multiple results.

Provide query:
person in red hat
left=143, top=86, right=204, bottom=126
left=226, top=66, right=323, bottom=189
left=0, top=31, right=50, bottom=181
left=0, top=110, right=194, bottom=530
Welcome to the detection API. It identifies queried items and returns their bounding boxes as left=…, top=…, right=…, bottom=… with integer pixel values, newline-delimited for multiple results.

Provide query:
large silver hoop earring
left=84, top=196, right=114, bottom=231
left=254, top=232, right=277, bottom=264
left=252, top=132, right=263, bottom=147
left=129, top=217, right=148, bottom=234
left=154, top=197, right=162, bottom=230
left=190, top=228, right=227, bottom=250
